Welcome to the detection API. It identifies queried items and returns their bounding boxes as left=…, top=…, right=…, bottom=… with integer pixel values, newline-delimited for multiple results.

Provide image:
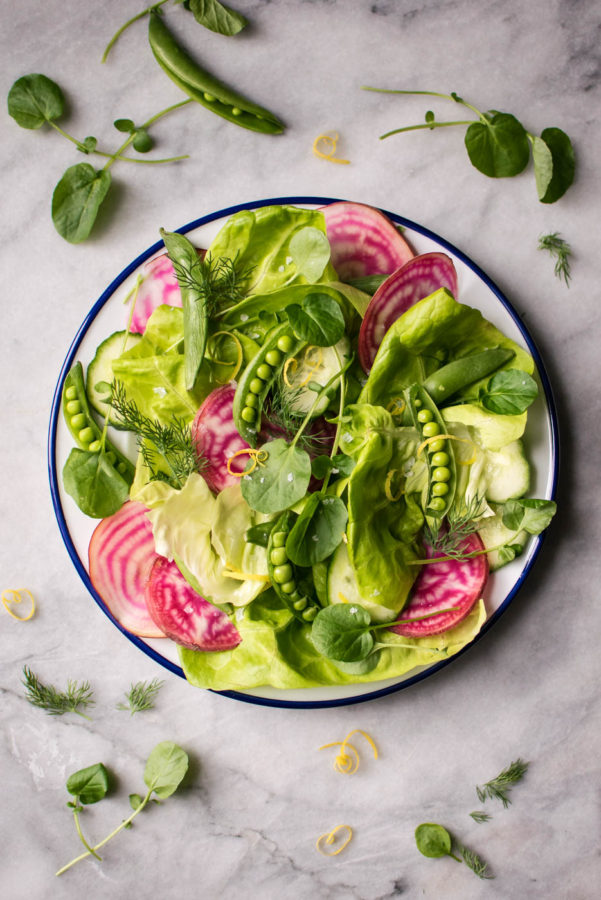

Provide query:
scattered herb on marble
left=22, top=665, right=95, bottom=719
left=116, top=678, right=164, bottom=714
left=476, top=758, right=530, bottom=807
left=362, top=87, right=575, bottom=204
left=415, top=823, right=494, bottom=880
left=56, top=741, right=189, bottom=876
left=538, top=232, right=572, bottom=285
left=7, top=73, right=190, bottom=243
left=469, top=810, right=492, bottom=824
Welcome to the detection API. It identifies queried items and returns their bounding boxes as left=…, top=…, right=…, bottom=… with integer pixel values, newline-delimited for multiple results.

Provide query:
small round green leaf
left=465, top=113, right=530, bottom=177
left=62, top=449, right=129, bottom=517
left=66, top=763, right=109, bottom=805
left=8, top=74, right=65, bottom=129
left=52, top=164, right=112, bottom=243
left=188, top=0, right=248, bottom=36
left=114, top=118, right=135, bottom=133
left=311, top=603, right=374, bottom=662
left=479, top=369, right=538, bottom=415
left=289, top=227, right=331, bottom=283
left=287, top=293, right=345, bottom=347
left=144, top=741, right=189, bottom=799
left=415, top=823, right=453, bottom=858
left=538, top=127, right=575, bottom=203
left=531, top=135, right=554, bottom=200
left=286, top=493, right=348, bottom=566
left=240, top=439, right=312, bottom=514
left=133, top=128, right=153, bottom=153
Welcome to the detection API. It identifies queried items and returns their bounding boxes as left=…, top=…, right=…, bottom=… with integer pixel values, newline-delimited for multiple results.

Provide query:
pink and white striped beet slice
left=129, top=247, right=205, bottom=334
left=390, top=533, right=488, bottom=638
left=321, top=201, right=414, bottom=280
left=88, top=501, right=165, bottom=638
left=145, top=557, right=241, bottom=651
left=358, top=252, right=458, bottom=372
left=192, top=384, right=252, bottom=492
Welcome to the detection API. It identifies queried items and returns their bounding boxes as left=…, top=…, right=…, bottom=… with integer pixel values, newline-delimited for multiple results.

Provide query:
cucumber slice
left=483, top=439, right=530, bottom=502
left=86, top=331, right=142, bottom=418
left=477, top=506, right=528, bottom=570
left=326, top=541, right=392, bottom=622
left=283, top=336, right=350, bottom=417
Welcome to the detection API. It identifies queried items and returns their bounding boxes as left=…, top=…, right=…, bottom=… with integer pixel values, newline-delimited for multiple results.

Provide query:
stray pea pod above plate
left=48, top=196, right=558, bottom=709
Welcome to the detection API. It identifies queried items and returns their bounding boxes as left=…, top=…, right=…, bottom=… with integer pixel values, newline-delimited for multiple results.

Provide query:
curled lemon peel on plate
left=2, top=588, right=35, bottom=622
left=221, top=566, right=270, bottom=582
left=386, top=397, right=406, bottom=418
left=316, top=824, right=353, bottom=856
left=384, top=468, right=404, bottom=502
left=283, top=346, right=323, bottom=388
left=319, top=729, right=378, bottom=774
left=208, top=331, right=243, bottom=383
left=416, top=433, right=477, bottom=465
left=226, top=448, right=268, bottom=477
left=313, top=133, right=350, bottom=165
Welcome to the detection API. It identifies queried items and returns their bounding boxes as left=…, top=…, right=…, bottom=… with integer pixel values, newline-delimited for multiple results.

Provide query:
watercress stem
left=102, top=99, right=193, bottom=171
left=73, top=808, right=101, bottom=861
left=102, top=0, right=169, bottom=63
left=321, top=347, right=346, bottom=493
left=290, top=356, right=353, bottom=452
left=380, top=120, right=474, bottom=139
left=408, top=535, right=520, bottom=566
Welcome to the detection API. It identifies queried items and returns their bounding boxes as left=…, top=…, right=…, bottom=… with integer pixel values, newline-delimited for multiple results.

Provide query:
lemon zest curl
left=316, top=824, right=353, bottom=856
left=226, top=448, right=268, bottom=478
left=312, top=133, right=350, bottom=165
left=319, top=729, right=378, bottom=774
left=2, top=588, right=35, bottom=622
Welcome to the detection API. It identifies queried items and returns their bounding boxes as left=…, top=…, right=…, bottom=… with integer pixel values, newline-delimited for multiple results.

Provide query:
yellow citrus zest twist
left=222, top=566, right=270, bottom=582
left=2, top=588, right=35, bottom=622
left=387, top=397, right=406, bottom=418
left=313, top=133, right=350, bottom=165
left=416, top=433, right=477, bottom=465
left=319, top=729, right=379, bottom=775
left=208, top=331, right=243, bottom=383
left=283, top=346, right=324, bottom=388
left=226, top=448, right=268, bottom=478
left=316, top=825, right=353, bottom=856
left=282, top=356, right=298, bottom=387
left=384, top=468, right=404, bottom=502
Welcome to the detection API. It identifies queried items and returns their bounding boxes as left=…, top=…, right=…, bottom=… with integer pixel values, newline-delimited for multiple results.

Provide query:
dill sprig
left=172, top=252, right=252, bottom=316
left=110, top=381, right=204, bottom=489
left=116, top=678, right=164, bottom=714
left=22, top=666, right=95, bottom=719
left=460, top=845, right=495, bottom=879
left=476, top=758, right=530, bottom=807
left=424, top=494, right=488, bottom=558
left=469, top=810, right=492, bottom=824
left=538, top=232, right=572, bottom=286
left=265, top=377, right=332, bottom=456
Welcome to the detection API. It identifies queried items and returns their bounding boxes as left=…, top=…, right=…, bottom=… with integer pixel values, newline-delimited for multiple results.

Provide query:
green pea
left=281, top=580, right=296, bottom=594
left=79, top=427, right=94, bottom=444
left=203, top=92, right=216, bottom=102
left=231, top=107, right=242, bottom=116
left=245, top=393, right=259, bottom=408
left=256, top=363, right=272, bottom=381
left=272, top=532, right=287, bottom=548
left=432, top=466, right=451, bottom=482
left=66, top=399, right=81, bottom=415
left=414, top=398, right=423, bottom=408
left=117, top=462, right=128, bottom=475
left=428, top=438, right=446, bottom=453
left=270, top=547, right=288, bottom=566
left=273, top=564, right=293, bottom=584
left=293, top=596, right=308, bottom=611
left=431, top=481, right=449, bottom=496
left=417, top=409, right=433, bottom=424
left=302, top=607, right=317, bottom=622
left=71, top=413, right=86, bottom=429
left=65, top=385, right=78, bottom=401
left=249, top=377, right=264, bottom=395
left=265, top=349, right=282, bottom=367
left=241, top=406, right=256, bottom=423
left=429, top=497, right=446, bottom=512
left=277, top=334, right=293, bottom=353
left=105, top=451, right=116, bottom=465
left=422, top=421, right=440, bottom=438
left=88, top=440, right=102, bottom=453
left=431, top=451, right=450, bottom=467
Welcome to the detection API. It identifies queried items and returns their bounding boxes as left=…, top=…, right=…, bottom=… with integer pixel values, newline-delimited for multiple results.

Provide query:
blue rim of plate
left=48, top=196, right=559, bottom=710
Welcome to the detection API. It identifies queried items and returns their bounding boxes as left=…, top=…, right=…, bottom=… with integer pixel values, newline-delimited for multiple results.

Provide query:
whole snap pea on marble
left=405, top=383, right=456, bottom=518
left=62, top=363, right=135, bottom=483
left=267, top=511, right=319, bottom=623
left=148, top=12, right=285, bottom=134
left=233, top=322, right=306, bottom=446
left=421, top=347, right=515, bottom=404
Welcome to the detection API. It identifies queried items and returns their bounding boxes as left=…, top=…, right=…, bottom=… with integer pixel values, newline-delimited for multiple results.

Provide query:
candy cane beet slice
left=192, top=384, right=252, bottom=492
left=390, top=533, right=488, bottom=638
left=88, top=501, right=165, bottom=638
left=130, top=248, right=205, bottom=334
left=145, top=557, right=241, bottom=651
left=321, top=201, right=414, bottom=280
left=358, top=252, right=458, bottom=372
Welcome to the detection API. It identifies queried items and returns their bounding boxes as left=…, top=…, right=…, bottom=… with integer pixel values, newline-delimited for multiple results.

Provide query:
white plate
left=48, top=196, right=559, bottom=709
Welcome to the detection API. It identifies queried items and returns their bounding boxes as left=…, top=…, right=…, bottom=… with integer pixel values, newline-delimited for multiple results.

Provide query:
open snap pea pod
left=233, top=322, right=306, bottom=446
left=62, top=362, right=135, bottom=483
left=267, top=511, right=319, bottom=623
left=421, top=347, right=515, bottom=404
left=148, top=12, right=285, bottom=134
left=404, top=383, right=456, bottom=518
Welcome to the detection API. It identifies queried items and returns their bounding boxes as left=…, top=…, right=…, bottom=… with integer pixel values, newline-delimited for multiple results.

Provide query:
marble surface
left=1, top=0, right=600, bottom=897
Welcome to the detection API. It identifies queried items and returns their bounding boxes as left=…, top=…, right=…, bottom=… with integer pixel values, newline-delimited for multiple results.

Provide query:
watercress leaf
left=465, top=113, right=530, bottom=177
left=539, top=127, right=575, bottom=204
left=415, top=823, right=453, bottom=858
left=114, top=118, right=135, bottom=133
left=52, top=163, right=112, bottom=243
left=129, top=793, right=143, bottom=811
left=480, top=369, right=538, bottom=415
left=133, top=128, right=153, bottom=153
left=311, top=603, right=374, bottom=662
left=289, top=226, right=331, bottom=283
left=62, top=449, right=129, bottom=518
left=66, top=763, right=109, bottom=805
left=240, top=439, right=312, bottom=514
left=245, top=521, right=275, bottom=547
left=531, top=135, right=554, bottom=200
left=143, top=741, right=189, bottom=799
left=495, top=544, right=518, bottom=567
left=286, top=493, right=348, bottom=566
left=502, top=498, right=556, bottom=534
left=79, top=136, right=98, bottom=154
left=7, top=73, right=65, bottom=129
left=331, top=453, right=356, bottom=477
left=311, top=455, right=333, bottom=480
left=287, top=293, right=345, bottom=347
left=188, top=0, right=248, bottom=36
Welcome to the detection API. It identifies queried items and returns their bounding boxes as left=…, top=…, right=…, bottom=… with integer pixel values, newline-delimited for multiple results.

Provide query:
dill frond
left=22, top=666, right=95, bottom=719
left=424, top=494, right=488, bottom=557
left=116, top=678, right=164, bottom=714
left=264, top=377, right=333, bottom=456
left=460, top=846, right=495, bottom=879
left=538, top=232, right=572, bottom=286
left=476, top=758, right=530, bottom=807
left=469, top=810, right=492, bottom=824
left=171, top=252, right=252, bottom=315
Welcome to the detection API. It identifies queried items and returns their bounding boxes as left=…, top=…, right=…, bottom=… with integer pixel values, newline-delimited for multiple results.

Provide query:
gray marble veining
left=1, top=1, right=600, bottom=897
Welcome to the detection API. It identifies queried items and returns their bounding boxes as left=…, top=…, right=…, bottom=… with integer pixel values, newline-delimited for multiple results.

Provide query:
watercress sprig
left=362, top=87, right=575, bottom=203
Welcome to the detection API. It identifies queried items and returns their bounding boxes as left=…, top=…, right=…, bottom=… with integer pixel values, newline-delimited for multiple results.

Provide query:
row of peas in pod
left=405, top=384, right=456, bottom=517
left=267, top=511, right=319, bottom=623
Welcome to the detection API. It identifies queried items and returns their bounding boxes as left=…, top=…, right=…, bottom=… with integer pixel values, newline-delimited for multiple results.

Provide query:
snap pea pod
left=421, top=346, right=515, bottom=404
left=161, top=228, right=208, bottom=391
left=233, top=322, right=306, bottom=446
left=404, top=383, right=456, bottom=518
left=148, top=12, right=285, bottom=134
left=267, top=511, right=319, bottom=623
left=62, top=363, right=135, bottom=484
